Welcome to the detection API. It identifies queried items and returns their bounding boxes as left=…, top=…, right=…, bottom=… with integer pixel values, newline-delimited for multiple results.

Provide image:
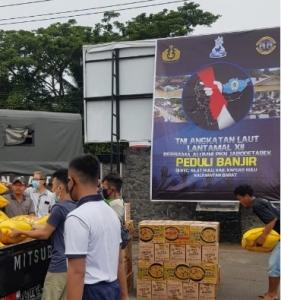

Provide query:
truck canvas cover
left=0, top=109, right=83, bottom=176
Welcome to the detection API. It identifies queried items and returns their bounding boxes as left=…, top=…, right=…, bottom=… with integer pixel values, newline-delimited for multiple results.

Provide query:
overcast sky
left=0, top=0, right=279, bottom=34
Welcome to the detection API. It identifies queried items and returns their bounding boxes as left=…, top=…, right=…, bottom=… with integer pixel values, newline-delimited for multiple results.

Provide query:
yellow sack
left=0, top=219, right=32, bottom=245
left=0, top=241, right=5, bottom=248
left=33, top=215, right=49, bottom=225
left=242, top=227, right=280, bottom=253
left=0, top=196, right=9, bottom=208
left=0, top=183, right=8, bottom=195
left=10, top=215, right=37, bottom=225
left=0, top=211, right=9, bottom=222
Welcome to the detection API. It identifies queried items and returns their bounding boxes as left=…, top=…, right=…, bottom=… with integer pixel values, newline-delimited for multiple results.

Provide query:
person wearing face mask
left=25, top=170, right=56, bottom=217
left=64, top=154, right=129, bottom=300
left=101, top=173, right=124, bottom=221
left=12, top=169, right=77, bottom=300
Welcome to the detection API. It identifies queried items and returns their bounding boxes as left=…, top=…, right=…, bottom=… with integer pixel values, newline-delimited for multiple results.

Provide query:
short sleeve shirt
left=64, top=194, right=121, bottom=284
left=4, top=193, right=35, bottom=217
left=252, top=198, right=280, bottom=234
left=47, top=200, right=77, bottom=272
left=25, top=187, right=56, bottom=217
left=109, top=198, right=124, bottom=222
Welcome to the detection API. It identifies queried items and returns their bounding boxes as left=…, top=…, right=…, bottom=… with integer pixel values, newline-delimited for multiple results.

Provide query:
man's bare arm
left=67, top=257, right=86, bottom=300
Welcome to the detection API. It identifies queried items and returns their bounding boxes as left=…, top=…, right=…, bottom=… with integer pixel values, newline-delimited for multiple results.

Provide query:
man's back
left=252, top=197, right=280, bottom=233
left=65, top=197, right=121, bottom=284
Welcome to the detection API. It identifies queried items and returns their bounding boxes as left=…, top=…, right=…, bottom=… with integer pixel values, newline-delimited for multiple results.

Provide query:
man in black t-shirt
left=234, top=185, right=280, bottom=300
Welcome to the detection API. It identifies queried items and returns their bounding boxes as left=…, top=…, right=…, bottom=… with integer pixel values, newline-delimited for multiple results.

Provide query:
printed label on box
left=139, top=242, right=155, bottom=261
left=182, top=281, right=199, bottom=300
left=155, top=243, right=170, bottom=261
left=138, top=260, right=164, bottom=281
left=167, top=280, right=183, bottom=300
left=186, top=244, right=202, bottom=264
left=202, top=244, right=219, bottom=264
left=164, top=223, right=189, bottom=244
left=199, top=283, right=216, bottom=300
left=139, top=221, right=165, bottom=243
left=137, top=280, right=152, bottom=300
left=170, top=244, right=186, bottom=261
left=190, top=222, right=219, bottom=245
left=152, top=280, right=167, bottom=300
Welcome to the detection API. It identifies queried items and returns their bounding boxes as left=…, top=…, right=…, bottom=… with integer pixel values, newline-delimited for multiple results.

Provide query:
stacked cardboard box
left=123, top=203, right=134, bottom=292
left=137, top=220, right=220, bottom=300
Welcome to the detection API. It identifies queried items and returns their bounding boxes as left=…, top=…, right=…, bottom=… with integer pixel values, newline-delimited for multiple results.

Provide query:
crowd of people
left=2, top=154, right=129, bottom=300
left=0, top=154, right=279, bottom=300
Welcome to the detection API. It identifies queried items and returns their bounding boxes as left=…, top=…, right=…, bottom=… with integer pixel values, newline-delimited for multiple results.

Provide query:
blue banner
left=151, top=28, right=280, bottom=201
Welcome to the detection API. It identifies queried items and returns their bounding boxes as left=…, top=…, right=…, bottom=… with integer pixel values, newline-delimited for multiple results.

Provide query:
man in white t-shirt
left=64, top=154, right=128, bottom=300
left=25, top=170, right=56, bottom=216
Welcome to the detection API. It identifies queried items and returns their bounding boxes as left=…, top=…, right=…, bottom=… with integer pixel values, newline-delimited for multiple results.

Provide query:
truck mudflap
left=0, top=239, right=51, bottom=298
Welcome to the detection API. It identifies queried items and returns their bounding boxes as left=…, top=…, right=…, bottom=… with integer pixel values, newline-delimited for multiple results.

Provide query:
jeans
left=268, top=241, right=280, bottom=277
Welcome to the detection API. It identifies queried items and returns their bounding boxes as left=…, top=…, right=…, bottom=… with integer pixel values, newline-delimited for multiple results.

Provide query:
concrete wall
left=102, top=147, right=265, bottom=243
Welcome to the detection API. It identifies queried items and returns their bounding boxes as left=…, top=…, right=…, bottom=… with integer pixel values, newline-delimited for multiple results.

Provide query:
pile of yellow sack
left=0, top=182, right=49, bottom=247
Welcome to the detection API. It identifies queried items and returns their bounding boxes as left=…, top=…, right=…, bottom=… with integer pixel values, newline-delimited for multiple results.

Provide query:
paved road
left=129, top=242, right=270, bottom=300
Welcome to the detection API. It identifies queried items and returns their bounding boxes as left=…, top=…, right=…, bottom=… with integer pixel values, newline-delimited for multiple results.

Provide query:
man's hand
left=254, top=233, right=266, bottom=247
left=10, top=229, right=25, bottom=238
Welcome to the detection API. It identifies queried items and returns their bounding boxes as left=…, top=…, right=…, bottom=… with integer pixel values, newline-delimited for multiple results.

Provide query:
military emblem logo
left=162, top=45, right=180, bottom=62
left=209, top=36, right=227, bottom=58
left=256, top=36, right=276, bottom=55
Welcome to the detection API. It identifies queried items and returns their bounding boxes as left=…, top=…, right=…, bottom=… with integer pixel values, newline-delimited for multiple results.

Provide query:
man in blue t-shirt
left=234, top=185, right=280, bottom=300
left=12, top=169, right=76, bottom=300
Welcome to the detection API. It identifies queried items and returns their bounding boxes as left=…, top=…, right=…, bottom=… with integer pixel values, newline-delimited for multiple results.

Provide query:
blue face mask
left=31, top=180, right=39, bottom=190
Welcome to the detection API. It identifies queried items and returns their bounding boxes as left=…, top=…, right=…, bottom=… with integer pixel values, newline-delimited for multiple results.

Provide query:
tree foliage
left=0, top=2, right=219, bottom=113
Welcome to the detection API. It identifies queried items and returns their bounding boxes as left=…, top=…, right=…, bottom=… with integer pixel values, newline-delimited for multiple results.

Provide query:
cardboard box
left=124, top=202, right=131, bottom=222
left=151, top=280, right=167, bottom=300
left=155, top=243, right=170, bottom=261
left=124, top=257, right=133, bottom=275
left=165, top=261, right=189, bottom=281
left=189, top=222, right=219, bottom=245
left=201, top=263, right=218, bottom=284
left=164, top=221, right=190, bottom=244
left=125, top=220, right=134, bottom=235
left=138, top=260, right=164, bottom=281
left=202, top=244, right=219, bottom=264
left=189, top=264, right=218, bottom=284
left=182, top=281, right=199, bottom=300
left=126, top=272, right=134, bottom=293
left=123, top=241, right=132, bottom=260
left=139, top=242, right=155, bottom=261
left=170, top=244, right=186, bottom=261
left=139, top=221, right=165, bottom=243
left=122, top=241, right=133, bottom=274
left=167, top=280, right=183, bottom=300
left=137, top=280, right=152, bottom=300
left=199, top=283, right=216, bottom=300
left=186, top=244, right=202, bottom=264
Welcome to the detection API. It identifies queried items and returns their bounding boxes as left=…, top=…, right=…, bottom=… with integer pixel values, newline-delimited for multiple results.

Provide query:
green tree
left=120, top=2, right=219, bottom=39
left=0, top=2, right=219, bottom=114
